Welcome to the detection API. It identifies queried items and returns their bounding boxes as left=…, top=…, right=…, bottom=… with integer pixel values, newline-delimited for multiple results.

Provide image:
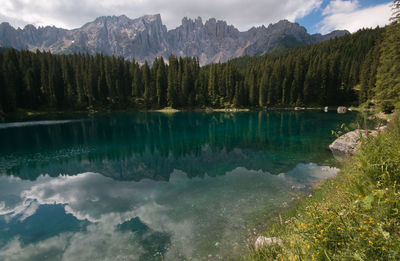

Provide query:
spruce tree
left=2, top=60, right=18, bottom=112
left=375, top=0, right=400, bottom=108
left=142, top=62, right=151, bottom=107
left=259, top=71, right=268, bottom=107
left=156, top=59, right=166, bottom=108
left=208, top=64, right=217, bottom=106
left=247, top=69, right=257, bottom=107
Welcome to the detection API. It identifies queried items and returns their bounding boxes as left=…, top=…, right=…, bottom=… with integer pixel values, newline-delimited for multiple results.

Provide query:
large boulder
left=329, top=130, right=361, bottom=156
left=329, top=129, right=377, bottom=157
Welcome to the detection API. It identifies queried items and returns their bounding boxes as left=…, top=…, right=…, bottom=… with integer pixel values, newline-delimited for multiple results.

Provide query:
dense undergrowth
left=248, top=115, right=400, bottom=260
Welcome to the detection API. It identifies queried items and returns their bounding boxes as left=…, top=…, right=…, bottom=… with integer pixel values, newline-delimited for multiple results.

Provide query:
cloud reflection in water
left=0, top=163, right=338, bottom=260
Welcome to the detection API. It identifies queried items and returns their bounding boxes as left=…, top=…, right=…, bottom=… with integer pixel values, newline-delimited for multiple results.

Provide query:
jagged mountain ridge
left=0, top=14, right=348, bottom=65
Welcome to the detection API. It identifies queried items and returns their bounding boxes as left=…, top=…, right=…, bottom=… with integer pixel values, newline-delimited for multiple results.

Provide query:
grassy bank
left=249, top=115, right=400, bottom=260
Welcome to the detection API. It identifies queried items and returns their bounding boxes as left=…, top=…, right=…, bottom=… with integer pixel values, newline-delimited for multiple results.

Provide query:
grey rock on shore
left=329, top=129, right=378, bottom=157
left=255, top=236, right=283, bottom=250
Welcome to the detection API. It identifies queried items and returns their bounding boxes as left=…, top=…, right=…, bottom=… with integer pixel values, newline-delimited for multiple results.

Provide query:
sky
left=0, top=0, right=393, bottom=34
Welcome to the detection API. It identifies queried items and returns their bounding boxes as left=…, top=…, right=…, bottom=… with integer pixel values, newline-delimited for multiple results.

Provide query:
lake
left=0, top=111, right=371, bottom=260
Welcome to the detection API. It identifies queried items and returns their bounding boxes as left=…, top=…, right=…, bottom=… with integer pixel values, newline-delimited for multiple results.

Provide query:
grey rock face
left=329, top=129, right=378, bottom=158
left=329, top=130, right=363, bottom=157
left=0, top=15, right=349, bottom=65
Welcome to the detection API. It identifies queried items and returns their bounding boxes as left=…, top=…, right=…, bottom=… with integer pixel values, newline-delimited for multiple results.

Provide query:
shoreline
left=249, top=113, right=399, bottom=260
left=1, top=106, right=361, bottom=121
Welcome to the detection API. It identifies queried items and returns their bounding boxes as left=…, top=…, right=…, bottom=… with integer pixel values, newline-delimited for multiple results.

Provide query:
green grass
left=247, top=115, right=400, bottom=260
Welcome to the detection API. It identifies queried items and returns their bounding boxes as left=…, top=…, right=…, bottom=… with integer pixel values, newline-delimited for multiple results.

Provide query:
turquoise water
left=0, top=111, right=371, bottom=260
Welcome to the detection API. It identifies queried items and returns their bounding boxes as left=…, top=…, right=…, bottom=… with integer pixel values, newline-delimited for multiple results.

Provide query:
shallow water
left=0, top=111, right=371, bottom=260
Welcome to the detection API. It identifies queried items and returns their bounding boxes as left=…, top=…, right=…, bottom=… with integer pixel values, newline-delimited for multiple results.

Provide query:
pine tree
left=375, top=1, right=400, bottom=107
left=2, top=59, right=18, bottom=112
left=233, top=81, right=241, bottom=107
left=208, top=64, right=217, bottom=106
left=281, top=77, right=288, bottom=105
left=86, top=58, right=97, bottom=106
left=181, top=62, right=191, bottom=107
left=247, top=69, right=257, bottom=107
left=142, top=62, right=151, bottom=107
left=131, top=62, right=143, bottom=97
left=259, top=70, right=268, bottom=107
left=392, top=0, right=400, bottom=22
left=156, top=59, right=167, bottom=108
left=167, top=56, right=178, bottom=108
left=23, top=67, right=37, bottom=108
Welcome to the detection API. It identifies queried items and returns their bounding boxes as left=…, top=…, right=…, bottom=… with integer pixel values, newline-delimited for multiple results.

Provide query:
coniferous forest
left=0, top=25, right=398, bottom=114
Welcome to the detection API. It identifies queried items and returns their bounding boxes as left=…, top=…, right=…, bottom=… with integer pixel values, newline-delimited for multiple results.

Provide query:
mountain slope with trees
left=0, top=25, right=391, bottom=114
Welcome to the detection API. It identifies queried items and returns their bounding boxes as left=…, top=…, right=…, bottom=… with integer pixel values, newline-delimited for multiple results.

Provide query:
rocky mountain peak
left=23, top=24, right=37, bottom=31
left=142, top=14, right=162, bottom=23
left=0, top=22, right=13, bottom=32
left=0, top=15, right=349, bottom=65
left=267, top=20, right=307, bottom=35
left=195, top=17, right=203, bottom=27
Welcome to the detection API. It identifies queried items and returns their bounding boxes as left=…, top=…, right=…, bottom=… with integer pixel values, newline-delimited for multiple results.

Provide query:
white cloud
left=318, top=1, right=392, bottom=34
left=0, top=234, right=70, bottom=261
left=0, top=0, right=322, bottom=31
left=0, top=228, right=144, bottom=261
left=322, top=0, right=359, bottom=15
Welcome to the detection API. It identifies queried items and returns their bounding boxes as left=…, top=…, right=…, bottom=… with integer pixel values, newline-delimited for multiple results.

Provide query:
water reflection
left=0, top=164, right=339, bottom=261
left=0, top=111, right=369, bottom=181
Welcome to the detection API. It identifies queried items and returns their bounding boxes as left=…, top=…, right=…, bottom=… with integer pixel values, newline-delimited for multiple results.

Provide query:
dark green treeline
left=0, top=27, right=383, bottom=113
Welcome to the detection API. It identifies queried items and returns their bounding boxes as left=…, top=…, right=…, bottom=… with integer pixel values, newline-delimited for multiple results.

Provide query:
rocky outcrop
left=329, top=130, right=363, bottom=156
left=329, top=129, right=379, bottom=157
left=0, top=15, right=349, bottom=65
